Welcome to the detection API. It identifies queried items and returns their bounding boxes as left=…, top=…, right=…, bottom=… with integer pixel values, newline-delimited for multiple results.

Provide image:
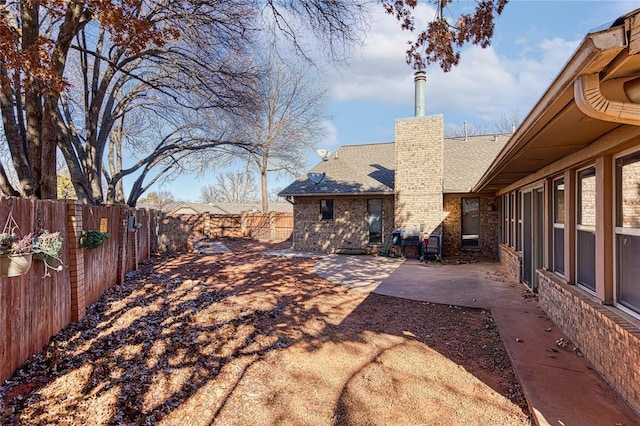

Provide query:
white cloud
left=327, top=4, right=435, bottom=104
left=326, top=3, right=584, bottom=126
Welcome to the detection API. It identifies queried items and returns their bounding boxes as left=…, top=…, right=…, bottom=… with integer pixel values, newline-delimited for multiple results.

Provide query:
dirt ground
left=0, top=239, right=531, bottom=425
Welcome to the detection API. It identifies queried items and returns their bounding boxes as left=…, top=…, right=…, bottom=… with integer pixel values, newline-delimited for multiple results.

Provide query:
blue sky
left=151, top=0, right=640, bottom=202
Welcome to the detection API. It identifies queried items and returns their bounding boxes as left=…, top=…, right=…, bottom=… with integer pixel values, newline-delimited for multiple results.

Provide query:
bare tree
left=139, top=190, right=176, bottom=211
left=445, top=121, right=489, bottom=138
left=238, top=45, right=326, bottom=212
left=446, top=112, right=521, bottom=138
left=55, top=2, right=258, bottom=206
left=199, top=170, right=258, bottom=203
left=269, top=186, right=285, bottom=202
left=0, top=0, right=366, bottom=201
left=1, top=0, right=509, bottom=201
left=0, top=0, right=178, bottom=199
left=493, top=111, right=521, bottom=134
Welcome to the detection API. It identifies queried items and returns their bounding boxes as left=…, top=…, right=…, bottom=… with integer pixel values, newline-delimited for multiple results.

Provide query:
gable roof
left=280, top=135, right=509, bottom=197
left=279, top=143, right=395, bottom=196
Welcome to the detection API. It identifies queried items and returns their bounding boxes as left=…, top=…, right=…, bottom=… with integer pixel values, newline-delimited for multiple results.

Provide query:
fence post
left=66, top=201, right=86, bottom=321
left=132, top=209, right=139, bottom=270
left=241, top=212, right=247, bottom=237
left=270, top=212, right=276, bottom=240
left=116, top=205, right=127, bottom=284
left=204, top=213, right=210, bottom=238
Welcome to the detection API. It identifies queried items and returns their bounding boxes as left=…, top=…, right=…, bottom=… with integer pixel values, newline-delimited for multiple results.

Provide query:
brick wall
left=442, top=194, right=500, bottom=259
left=538, top=271, right=640, bottom=414
left=499, top=244, right=522, bottom=282
left=394, top=115, right=444, bottom=235
left=292, top=195, right=394, bottom=253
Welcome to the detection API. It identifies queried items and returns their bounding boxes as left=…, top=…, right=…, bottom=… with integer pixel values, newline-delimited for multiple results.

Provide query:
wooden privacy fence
left=242, top=212, right=293, bottom=241
left=0, top=198, right=156, bottom=383
left=157, top=212, right=293, bottom=252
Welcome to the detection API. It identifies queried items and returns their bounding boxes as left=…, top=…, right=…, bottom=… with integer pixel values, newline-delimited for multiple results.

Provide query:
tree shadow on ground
left=0, top=239, right=529, bottom=425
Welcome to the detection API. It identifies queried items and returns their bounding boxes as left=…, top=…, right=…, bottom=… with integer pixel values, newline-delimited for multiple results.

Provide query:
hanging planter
left=0, top=211, right=64, bottom=278
left=0, top=253, right=33, bottom=277
left=79, top=230, right=110, bottom=250
left=0, top=215, right=35, bottom=277
left=32, top=230, right=65, bottom=275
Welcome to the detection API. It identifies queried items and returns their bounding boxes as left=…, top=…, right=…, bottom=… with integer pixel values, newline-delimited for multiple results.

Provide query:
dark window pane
left=368, top=199, right=382, bottom=243
left=618, top=234, right=640, bottom=313
left=523, top=192, right=532, bottom=286
left=320, top=199, right=333, bottom=220
left=577, top=230, right=596, bottom=291
left=553, top=227, right=564, bottom=274
left=462, top=197, right=480, bottom=247
left=516, top=191, right=522, bottom=251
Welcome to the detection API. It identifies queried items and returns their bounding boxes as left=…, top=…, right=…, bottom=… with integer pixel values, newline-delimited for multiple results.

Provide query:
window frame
left=461, top=197, right=481, bottom=248
left=367, top=198, right=383, bottom=244
left=320, top=199, right=334, bottom=220
left=516, top=190, right=522, bottom=252
left=615, top=150, right=640, bottom=317
left=576, top=166, right=596, bottom=293
left=553, top=177, right=565, bottom=276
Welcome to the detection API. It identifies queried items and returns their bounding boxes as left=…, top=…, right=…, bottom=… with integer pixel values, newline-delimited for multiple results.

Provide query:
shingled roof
left=279, top=143, right=395, bottom=196
left=443, top=134, right=510, bottom=192
left=280, top=134, right=509, bottom=196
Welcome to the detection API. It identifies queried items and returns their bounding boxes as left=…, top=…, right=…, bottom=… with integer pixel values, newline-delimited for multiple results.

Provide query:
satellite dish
left=316, top=148, right=331, bottom=161
left=307, top=172, right=326, bottom=185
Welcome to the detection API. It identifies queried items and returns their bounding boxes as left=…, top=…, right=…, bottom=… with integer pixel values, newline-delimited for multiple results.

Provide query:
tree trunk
left=40, top=97, right=59, bottom=199
left=260, top=159, right=268, bottom=212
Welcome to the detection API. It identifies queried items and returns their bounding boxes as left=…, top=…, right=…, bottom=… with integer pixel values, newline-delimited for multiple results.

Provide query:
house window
left=462, top=197, right=480, bottom=247
left=320, top=199, right=333, bottom=220
left=509, top=192, right=515, bottom=247
left=502, top=194, right=509, bottom=244
left=367, top=199, right=382, bottom=243
left=577, top=167, right=596, bottom=292
left=516, top=190, right=522, bottom=252
left=616, top=152, right=640, bottom=314
left=553, top=178, right=565, bottom=275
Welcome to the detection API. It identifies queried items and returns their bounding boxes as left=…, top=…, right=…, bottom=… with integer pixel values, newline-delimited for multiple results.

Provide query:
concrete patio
left=306, top=254, right=639, bottom=426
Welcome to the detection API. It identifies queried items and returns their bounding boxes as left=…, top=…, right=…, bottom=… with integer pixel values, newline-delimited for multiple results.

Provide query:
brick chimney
left=395, top=71, right=444, bottom=236
left=414, top=70, right=426, bottom=117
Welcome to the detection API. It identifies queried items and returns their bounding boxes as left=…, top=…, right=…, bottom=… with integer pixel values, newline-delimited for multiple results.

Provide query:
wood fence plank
left=0, top=199, right=154, bottom=383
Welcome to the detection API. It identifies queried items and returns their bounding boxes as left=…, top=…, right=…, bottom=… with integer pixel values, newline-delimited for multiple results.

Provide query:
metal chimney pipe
left=414, top=70, right=426, bottom=117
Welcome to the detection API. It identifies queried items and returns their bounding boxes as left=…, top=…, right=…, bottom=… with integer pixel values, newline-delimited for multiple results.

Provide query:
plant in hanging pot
left=79, top=230, right=110, bottom=250
left=0, top=232, right=35, bottom=277
left=32, top=230, right=64, bottom=275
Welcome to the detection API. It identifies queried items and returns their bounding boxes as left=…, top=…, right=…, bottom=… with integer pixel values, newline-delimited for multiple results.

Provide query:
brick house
left=279, top=72, right=508, bottom=257
left=282, top=7, right=640, bottom=413
left=473, top=8, right=640, bottom=414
